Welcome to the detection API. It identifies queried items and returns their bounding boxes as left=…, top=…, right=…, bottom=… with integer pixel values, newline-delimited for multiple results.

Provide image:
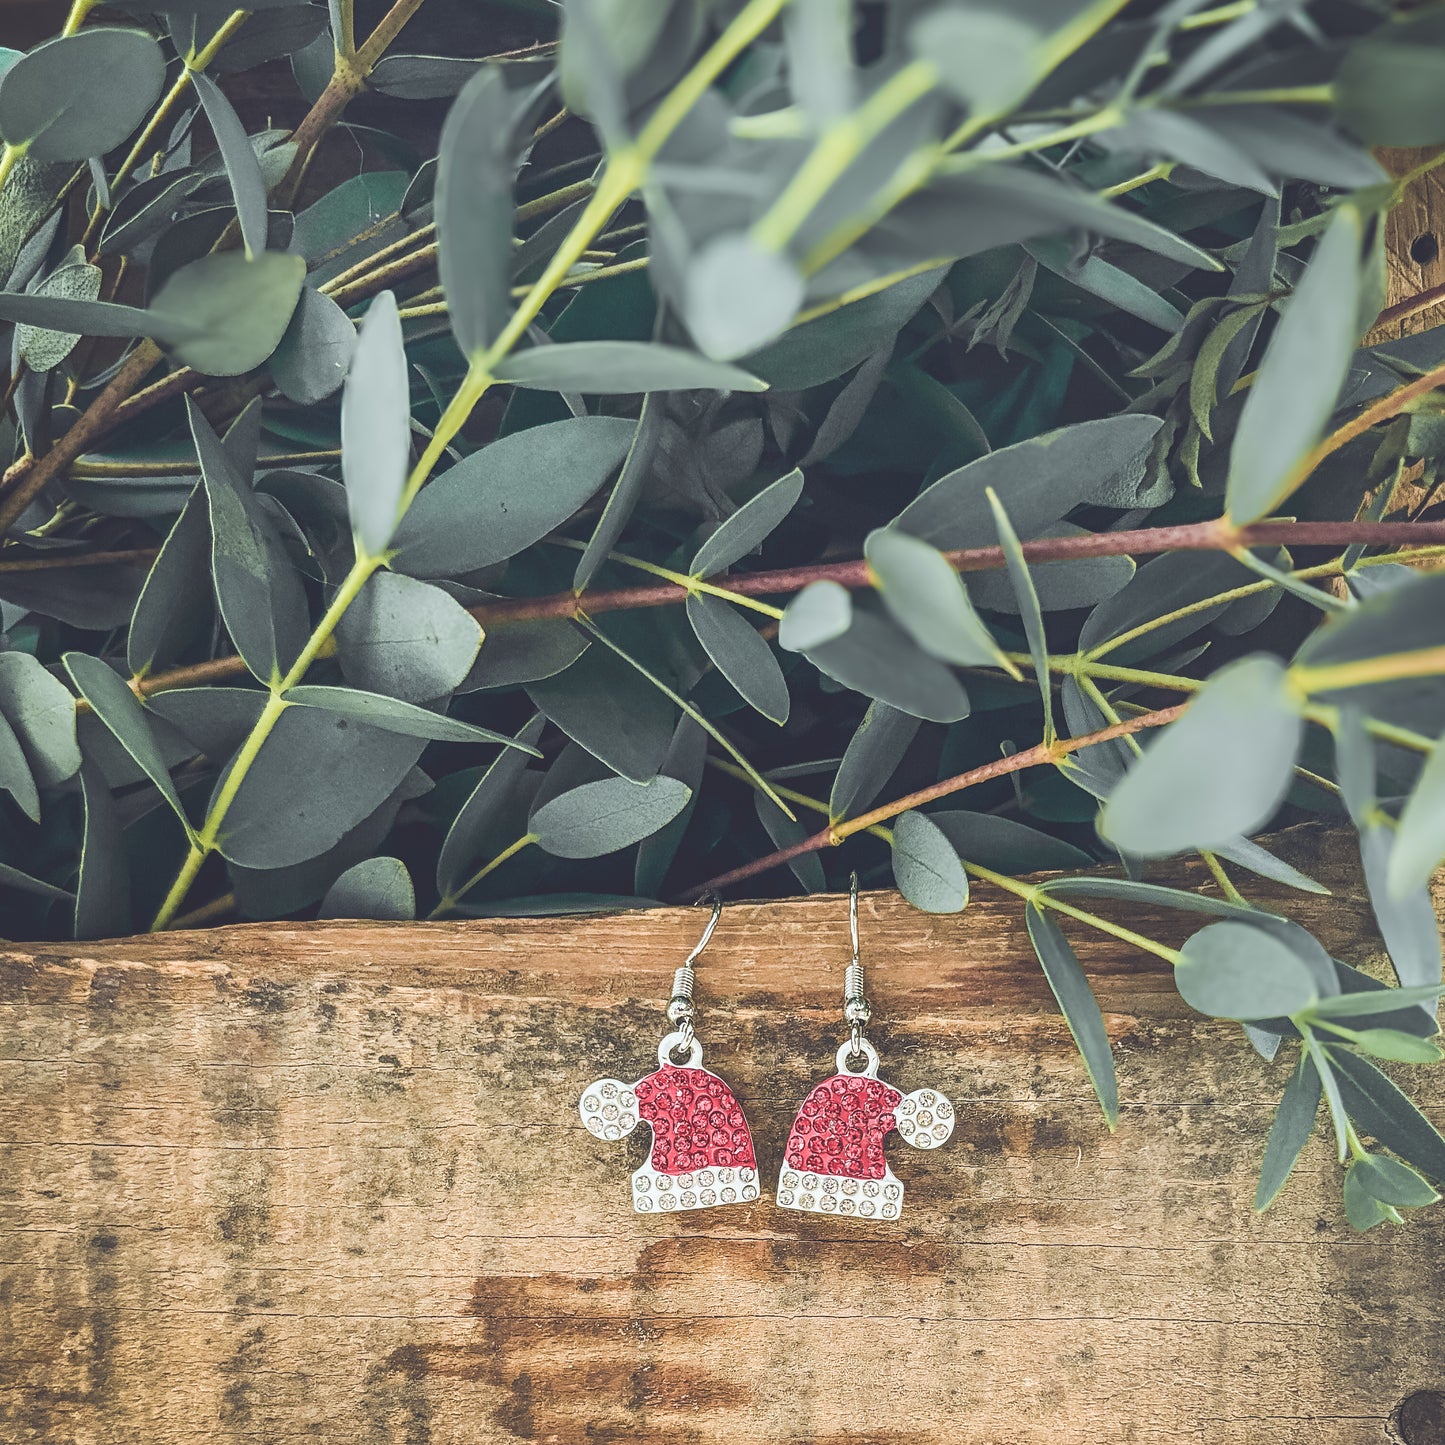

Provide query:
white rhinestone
left=839, top=1198, right=856, bottom=1214
left=635, top=1176, right=651, bottom=1192
left=863, top=1182, right=880, bottom=1197
left=897, top=1097, right=915, bottom=1116
left=722, top=1187, right=737, bottom=1203
left=742, top=1184, right=757, bottom=1200
left=657, top=1176, right=673, bottom=1191
left=582, top=1095, right=600, bottom=1113
left=802, top=1174, right=818, bottom=1190
left=778, top=1191, right=794, bottom=1207
left=681, top=1191, right=697, bottom=1207
left=822, top=1177, right=839, bottom=1194
left=841, top=1179, right=859, bottom=1196
left=618, top=1091, right=636, bottom=1109
left=936, top=1100, right=953, bottom=1119
left=587, top=1117, right=605, bottom=1135
left=678, top=1173, right=695, bottom=1188
left=781, top=1172, right=799, bottom=1189
left=933, top=1123, right=949, bottom=1139
left=600, top=1082, right=618, bottom=1099
left=604, top=1124, right=621, bottom=1140
left=916, top=1111, right=933, bottom=1128
left=798, top=1193, right=815, bottom=1209
left=717, top=1168, right=734, bottom=1184
left=920, top=1091, right=936, bottom=1106
left=884, top=1184, right=900, bottom=1201
left=820, top=1196, right=837, bottom=1212
left=881, top=1203, right=897, bottom=1218
left=739, top=1168, right=756, bottom=1183
left=859, top=1200, right=876, bottom=1217
left=660, top=1194, right=677, bottom=1210
left=697, top=1170, right=715, bottom=1187
left=619, top=1112, right=635, bottom=1130
left=636, top=1197, right=653, bottom=1212
left=701, top=1190, right=717, bottom=1205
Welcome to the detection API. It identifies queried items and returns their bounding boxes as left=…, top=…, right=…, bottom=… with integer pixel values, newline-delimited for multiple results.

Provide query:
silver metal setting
left=835, top=1036, right=880, bottom=1079
left=775, top=871, right=953, bottom=1221
left=632, top=1163, right=759, bottom=1213
left=580, top=892, right=758, bottom=1214
left=776, top=1162, right=905, bottom=1221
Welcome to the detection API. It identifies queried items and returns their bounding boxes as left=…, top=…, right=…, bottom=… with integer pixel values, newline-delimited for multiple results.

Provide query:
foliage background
left=5, top=0, right=1445, bottom=1225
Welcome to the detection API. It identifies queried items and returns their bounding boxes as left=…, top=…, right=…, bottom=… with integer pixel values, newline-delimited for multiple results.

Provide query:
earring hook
left=843, top=872, right=870, bottom=1060
left=666, top=892, right=723, bottom=1055
left=685, top=891, right=723, bottom=968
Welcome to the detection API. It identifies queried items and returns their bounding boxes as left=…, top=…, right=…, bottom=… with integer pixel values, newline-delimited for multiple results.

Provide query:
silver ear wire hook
left=842, top=872, right=871, bottom=1061
left=667, top=891, right=721, bottom=1054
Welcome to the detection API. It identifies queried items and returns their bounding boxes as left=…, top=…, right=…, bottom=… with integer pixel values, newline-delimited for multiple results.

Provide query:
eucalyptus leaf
left=1100, top=654, right=1304, bottom=857
left=63, top=653, right=188, bottom=829
left=74, top=755, right=129, bottom=940
left=1176, top=921, right=1320, bottom=1021
left=334, top=572, right=483, bottom=704
left=216, top=708, right=426, bottom=868
left=1333, top=1051, right=1445, bottom=1183
left=1359, top=822, right=1442, bottom=991
left=0, top=30, right=165, bottom=161
left=0, top=711, right=38, bottom=820
left=272, top=286, right=356, bottom=406
left=1254, top=1055, right=1322, bottom=1211
left=779, top=580, right=853, bottom=652
left=393, top=417, right=636, bottom=578
left=687, top=593, right=789, bottom=724
left=1226, top=205, right=1364, bottom=525
left=755, top=790, right=826, bottom=893
left=437, top=65, right=517, bottom=358
left=528, top=643, right=674, bottom=782
left=692, top=469, right=804, bottom=577
left=15, top=258, right=100, bottom=372
left=686, top=234, right=805, bottom=360
left=930, top=811, right=1093, bottom=874
left=342, top=290, right=409, bottom=556
left=436, top=713, right=545, bottom=898
left=986, top=490, right=1051, bottom=737
left=495, top=342, right=767, bottom=394
left=0, top=650, right=80, bottom=787
left=830, top=701, right=919, bottom=823
left=190, top=400, right=310, bottom=685
left=574, top=393, right=663, bottom=590
left=1026, top=901, right=1119, bottom=1127
left=286, top=685, right=540, bottom=750
left=891, top=809, right=969, bottom=913
left=866, top=528, right=1012, bottom=668
left=191, top=72, right=267, bottom=260
left=317, top=856, right=416, bottom=921
left=0, top=858, right=73, bottom=904
left=151, top=251, right=307, bottom=377
left=1388, top=733, right=1445, bottom=900
left=796, top=603, right=971, bottom=723
left=532, top=775, right=692, bottom=858
left=894, top=415, right=1163, bottom=550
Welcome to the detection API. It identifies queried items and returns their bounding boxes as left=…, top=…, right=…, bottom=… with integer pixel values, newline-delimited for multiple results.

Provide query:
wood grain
left=2, top=826, right=1443, bottom=1443
left=1368, top=146, right=1445, bottom=345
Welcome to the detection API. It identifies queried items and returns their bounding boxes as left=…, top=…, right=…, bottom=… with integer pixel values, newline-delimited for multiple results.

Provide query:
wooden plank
left=1368, top=146, right=1445, bottom=346
left=1, top=824, right=1443, bottom=1444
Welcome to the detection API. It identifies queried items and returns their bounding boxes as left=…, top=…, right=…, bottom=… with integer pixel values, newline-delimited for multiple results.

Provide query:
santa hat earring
left=776, top=873, right=954, bottom=1221
left=579, top=893, right=760, bottom=1214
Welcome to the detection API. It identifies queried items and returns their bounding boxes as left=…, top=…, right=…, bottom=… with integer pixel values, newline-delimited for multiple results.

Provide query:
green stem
left=430, top=832, right=539, bottom=918
left=61, top=0, right=96, bottom=33
left=752, top=59, right=939, bottom=253
left=148, top=0, right=787, bottom=929
left=0, top=143, right=25, bottom=196
left=964, top=860, right=1184, bottom=962
left=335, top=0, right=357, bottom=58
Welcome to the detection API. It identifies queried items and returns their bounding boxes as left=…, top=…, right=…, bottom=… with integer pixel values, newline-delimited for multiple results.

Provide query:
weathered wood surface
left=1369, top=146, right=1445, bottom=345
left=2, top=826, right=1443, bottom=1444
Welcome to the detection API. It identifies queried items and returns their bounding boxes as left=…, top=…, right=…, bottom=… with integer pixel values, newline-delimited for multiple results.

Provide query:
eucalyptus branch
left=147, top=0, right=794, bottom=930
left=680, top=703, right=1188, bottom=898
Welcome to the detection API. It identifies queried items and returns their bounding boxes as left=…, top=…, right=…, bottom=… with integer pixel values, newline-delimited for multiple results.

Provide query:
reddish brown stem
left=678, top=703, right=1189, bottom=900
left=0, top=342, right=162, bottom=537
left=470, top=519, right=1445, bottom=626
left=1373, top=281, right=1445, bottom=333
left=0, top=547, right=159, bottom=574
